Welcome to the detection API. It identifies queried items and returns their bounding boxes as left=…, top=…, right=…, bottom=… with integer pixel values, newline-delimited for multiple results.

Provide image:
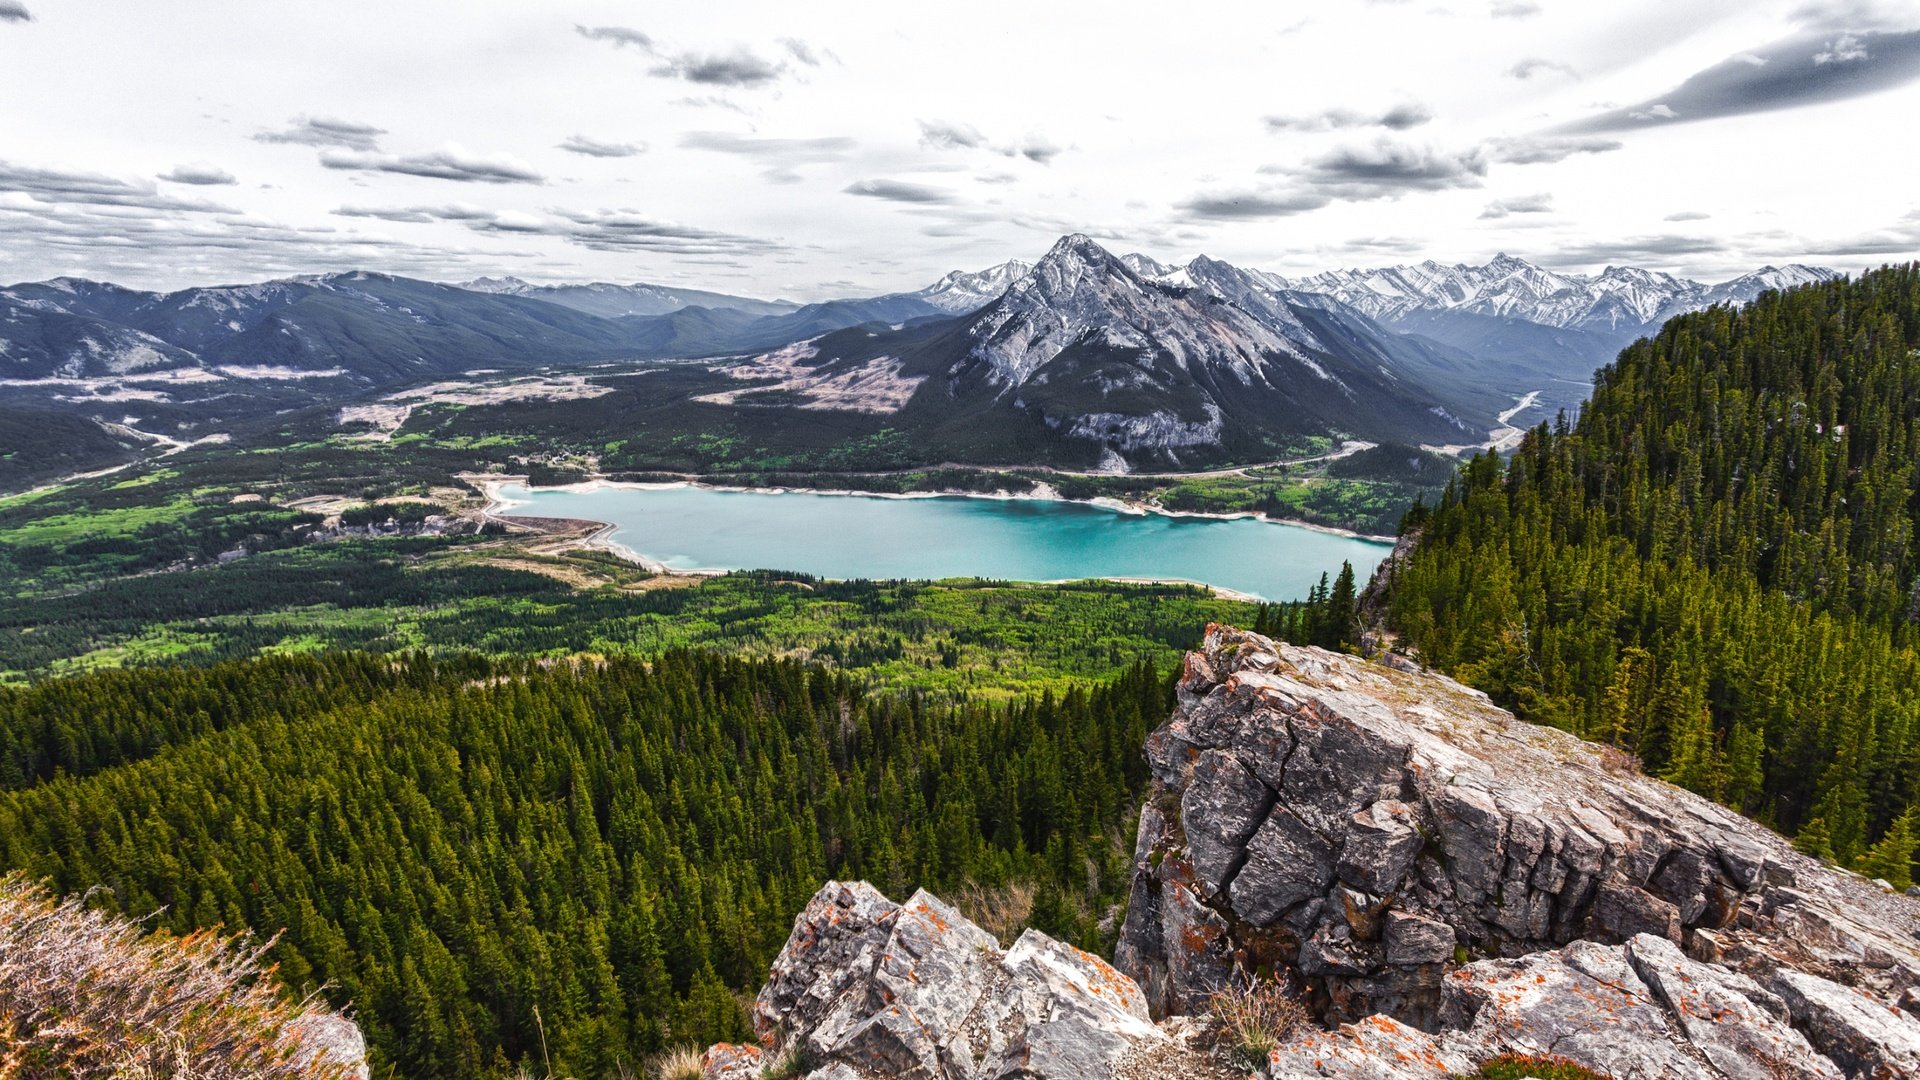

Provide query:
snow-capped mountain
left=964, top=235, right=1323, bottom=388
left=910, top=260, right=1033, bottom=314
left=452, top=276, right=797, bottom=319
left=716, top=235, right=1498, bottom=468
left=1120, top=253, right=1176, bottom=278
left=1286, top=254, right=1839, bottom=336
left=1695, top=265, right=1838, bottom=311
left=1, top=272, right=640, bottom=384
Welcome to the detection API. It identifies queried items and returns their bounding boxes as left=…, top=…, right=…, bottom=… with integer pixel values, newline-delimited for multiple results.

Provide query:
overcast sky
left=3, top=0, right=1918, bottom=298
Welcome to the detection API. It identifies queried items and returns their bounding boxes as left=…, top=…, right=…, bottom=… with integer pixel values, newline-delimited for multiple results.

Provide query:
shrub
left=1207, top=976, right=1309, bottom=1068
left=650, top=1045, right=704, bottom=1080
left=0, top=873, right=361, bottom=1079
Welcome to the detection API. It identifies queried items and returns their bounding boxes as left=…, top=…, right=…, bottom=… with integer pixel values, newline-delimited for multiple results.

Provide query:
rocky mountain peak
left=963, top=234, right=1308, bottom=391
left=912, top=259, right=1034, bottom=314
left=456, top=275, right=536, bottom=294
left=1119, top=625, right=1920, bottom=1078
left=698, top=626, right=1920, bottom=1079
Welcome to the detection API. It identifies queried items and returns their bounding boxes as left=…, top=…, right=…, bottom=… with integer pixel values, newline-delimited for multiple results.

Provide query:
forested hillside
left=1386, top=264, right=1920, bottom=876
left=0, top=650, right=1168, bottom=1078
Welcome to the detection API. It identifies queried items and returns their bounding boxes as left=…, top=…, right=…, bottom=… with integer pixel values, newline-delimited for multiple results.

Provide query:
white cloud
left=0, top=3, right=1913, bottom=293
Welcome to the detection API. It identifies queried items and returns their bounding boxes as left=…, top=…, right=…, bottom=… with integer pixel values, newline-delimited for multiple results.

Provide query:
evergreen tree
left=1857, top=807, right=1918, bottom=891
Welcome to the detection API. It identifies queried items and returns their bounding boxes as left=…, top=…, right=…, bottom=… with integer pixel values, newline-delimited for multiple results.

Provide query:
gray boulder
left=742, top=881, right=1194, bottom=1079
left=1120, top=626, right=1920, bottom=1076
left=1771, top=969, right=1920, bottom=1078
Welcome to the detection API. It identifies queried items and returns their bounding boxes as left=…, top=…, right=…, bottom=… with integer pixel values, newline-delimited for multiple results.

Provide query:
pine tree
left=1857, top=807, right=1918, bottom=891
left=1793, top=817, right=1836, bottom=863
left=1323, top=561, right=1358, bottom=651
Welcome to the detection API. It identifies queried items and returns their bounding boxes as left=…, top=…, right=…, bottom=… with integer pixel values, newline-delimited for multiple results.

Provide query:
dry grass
left=0, top=873, right=361, bottom=1080
left=951, top=880, right=1035, bottom=945
left=650, top=1046, right=704, bottom=1080
left=1207, top=976, right=1310, bottom=1068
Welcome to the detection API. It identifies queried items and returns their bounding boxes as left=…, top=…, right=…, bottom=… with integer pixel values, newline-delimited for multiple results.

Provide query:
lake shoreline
left=475, top=474, right=1388, bottom=602
left=478, top=473, right=1397, bottom=543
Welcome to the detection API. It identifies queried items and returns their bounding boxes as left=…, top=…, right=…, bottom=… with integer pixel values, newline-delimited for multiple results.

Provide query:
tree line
left=1384, top=265, right=1920, bottom=884
left=0, top=649, right=1169, bottom=1078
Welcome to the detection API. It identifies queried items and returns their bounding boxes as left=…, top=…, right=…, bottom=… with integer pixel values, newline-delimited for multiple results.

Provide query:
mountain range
left=0, top=239, right=1840, bottom=472
left=710, top=235, right=1519, bottom=467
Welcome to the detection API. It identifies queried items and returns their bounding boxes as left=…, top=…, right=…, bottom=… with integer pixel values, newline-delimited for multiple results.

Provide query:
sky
left=2, top=0, right=1918, bottom=299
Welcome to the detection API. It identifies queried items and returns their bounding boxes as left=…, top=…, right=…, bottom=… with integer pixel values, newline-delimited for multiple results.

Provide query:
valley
left=487, top=480, right=1394, bottom=598
left=3, top=234, right=1916, bottom=1080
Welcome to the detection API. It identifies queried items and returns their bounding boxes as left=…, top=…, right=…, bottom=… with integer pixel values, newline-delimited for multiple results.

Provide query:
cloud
left=917, top=119, right=1068, bottom=164
left=1334, top=235, right=1429, bottom=254
left=1480, top=193, right=1554, bottom=218
left=0, top=187, right=542, bottom=288
left=333, top=203, right=497, bottom=224
left=547, top=209, right=783, bottom=256
left=574, top=24, right=653, bottom=50
left=1297, top=138, right=1489, bottom=194
left=1507, top=57, right=1579, bottom=79
left=1486, top=134, right=1622, bottom=164
left=680, top=130, right=855, bottom=181
left=655, top=48, right=783, bottom=87
left=1809, top=209, right=1920, bottom=255
left=0, top=160, right=234, bottom=213
left=1665, top=210, right=1712, bottom=221
left=557, top=134, right=646, bottom=158
left=1790, top=0, right=1918, bottom=32
left=779, top=38, right=822, bottom=66
left=158, top=163, right=237, bottom=186
left=1177, top=190, right=1332, bottom=220
left=1016, top=136, right=1065, bottom=164
left=253, top=116, right=386, bottom=152
left=319, top=146, right=544, bottom=184
left=0, top=1, right=29, bottom=22
left=844, top=179, right=955, bottom=204
left=1263, top=103, right=1433, bottom=131
left=1562, top=29, right=1920, bottom=133
left=1814, top=32, right=1872, bottom=63
left=1546, top=234, right=1727, bottom=264
left=1182, top=129, right=1593, bottom=223
left=919, top=119, right=988, bottom=151
left=577, top=23, right=788, bottom=87
left=329, top=201, right=786, bottom=258
left=1490, top=1, right=1540, bottom=16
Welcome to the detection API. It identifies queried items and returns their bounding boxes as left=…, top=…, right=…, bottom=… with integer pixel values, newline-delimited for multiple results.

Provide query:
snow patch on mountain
left=1286, top=254, right=1840, bottom=334
left=911, top=260, right=1033, bottom=314
left=965, top=235, right=1319, bottom=389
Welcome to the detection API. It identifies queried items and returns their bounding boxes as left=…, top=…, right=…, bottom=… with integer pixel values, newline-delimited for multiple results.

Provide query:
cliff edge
left=700, top=626, right=1920, bottom=1078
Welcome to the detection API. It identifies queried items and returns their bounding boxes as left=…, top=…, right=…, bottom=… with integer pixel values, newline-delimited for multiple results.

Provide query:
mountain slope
left=1384, top=263, right=1920, bottom=865
left=3, top=272, right=646, bottom=385
left=714, top=235, right=1497, bottom=468
left=456, top=275, right=797, bottom=319
left=1283, top=254, right=1841, bottom=401
left=0, top=294, right=202, bottom=379
left=1289, top=253, right=1838, bottom=334
left=907, top=259, right=1033, bottom=313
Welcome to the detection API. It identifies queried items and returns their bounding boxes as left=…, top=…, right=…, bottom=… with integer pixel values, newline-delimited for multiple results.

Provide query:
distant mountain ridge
left=1283, top=254, right=1838, bottom=335
left=708, top=234, right=1511, bottom=469
left=455, top=275, right=799, bottom=319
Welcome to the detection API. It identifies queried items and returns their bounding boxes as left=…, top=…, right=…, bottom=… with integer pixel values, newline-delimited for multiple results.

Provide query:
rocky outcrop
left=705, top=627, right=1920, bottom=1079
left=723, top=880, right=1215, bottom=1080
left=1116, top=625, right=1920, bottom=1079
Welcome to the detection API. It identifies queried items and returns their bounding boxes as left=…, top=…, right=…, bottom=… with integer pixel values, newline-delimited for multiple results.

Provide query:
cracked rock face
left=741, top=881, right=1177, bottom=1079
left=1116, top=625, right=1920, bottom=1078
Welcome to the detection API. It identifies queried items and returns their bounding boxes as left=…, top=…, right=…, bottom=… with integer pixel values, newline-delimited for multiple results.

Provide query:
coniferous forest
left=3, top=265, right=1919, bottom=1076
left=1386, top=264, right=1920, bottom=875
left=0, top=650, right=1167, bottom=1077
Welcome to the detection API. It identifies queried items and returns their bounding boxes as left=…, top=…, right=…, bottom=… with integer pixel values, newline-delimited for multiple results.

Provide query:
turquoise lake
left=495, top=483, right=1393, bottom=601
